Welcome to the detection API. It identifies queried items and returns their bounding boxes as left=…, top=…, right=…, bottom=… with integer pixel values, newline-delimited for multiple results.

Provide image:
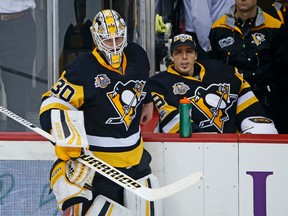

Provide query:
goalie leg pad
left=50, top=159, right=95, bottom=211
left=85, top=195, right=136, bottom=216
left=124, top=174, right=163, bottom=216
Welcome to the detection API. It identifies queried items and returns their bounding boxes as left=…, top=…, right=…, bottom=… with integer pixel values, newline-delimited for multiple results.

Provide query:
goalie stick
left=0, top=105, right=203, bottom=201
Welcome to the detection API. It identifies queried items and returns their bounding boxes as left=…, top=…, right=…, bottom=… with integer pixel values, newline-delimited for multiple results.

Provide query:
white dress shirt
left=183, top=0, right=234, bottom=51
left=0, top=0, right=36, bottom=13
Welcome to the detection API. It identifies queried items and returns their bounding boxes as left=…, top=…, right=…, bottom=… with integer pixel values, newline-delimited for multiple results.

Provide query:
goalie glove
left=241, top=116, right=278, bottom=134
left=65, top=158, right=95, bottom=190
left=50, top=158, right=95, bottom=210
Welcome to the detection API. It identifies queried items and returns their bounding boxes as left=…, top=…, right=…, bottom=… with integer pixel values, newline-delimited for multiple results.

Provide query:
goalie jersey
left=149, top=59, right=268, bottom=133
left=39, top=41, right=152, bottom=167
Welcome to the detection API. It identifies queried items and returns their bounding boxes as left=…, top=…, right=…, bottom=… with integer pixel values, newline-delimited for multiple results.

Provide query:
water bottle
left=179, top=97, right=192, bottom=137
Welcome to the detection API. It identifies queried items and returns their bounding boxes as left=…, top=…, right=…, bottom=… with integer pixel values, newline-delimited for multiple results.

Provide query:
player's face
left=171, top=45, right=197, bottom=76
left=236, top=0, right=257, bottom=13
left=102, top=37, right=124, bottom=53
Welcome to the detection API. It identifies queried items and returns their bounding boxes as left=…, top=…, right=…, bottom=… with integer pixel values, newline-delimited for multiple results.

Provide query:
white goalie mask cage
left=90, top=9, right=127, bottom=68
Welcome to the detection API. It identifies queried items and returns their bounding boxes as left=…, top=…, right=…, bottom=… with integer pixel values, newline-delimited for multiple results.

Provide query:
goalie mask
left=90, top=9, right=127, bottom=68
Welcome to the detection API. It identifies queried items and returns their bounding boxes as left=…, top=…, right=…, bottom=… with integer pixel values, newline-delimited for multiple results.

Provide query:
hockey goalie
left=38, top=8, right=162, bottom=216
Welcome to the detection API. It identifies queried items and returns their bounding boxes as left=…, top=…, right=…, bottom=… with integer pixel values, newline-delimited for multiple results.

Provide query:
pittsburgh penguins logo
left=191, top=83, right=237, bottom=133
left=106, top=80, right=146, bottom=130
left=251, top=33, right=265, bottom=46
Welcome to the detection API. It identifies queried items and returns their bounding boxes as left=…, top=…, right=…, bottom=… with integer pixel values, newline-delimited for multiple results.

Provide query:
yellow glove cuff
left=55, top=145, right=82, bottom=161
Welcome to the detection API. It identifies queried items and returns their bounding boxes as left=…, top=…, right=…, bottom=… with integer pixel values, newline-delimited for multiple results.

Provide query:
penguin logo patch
left=191, top=83, right=237, bottom=133
left=251, top=33, right=265, bottom=46
left=106, top=80, right=146, bottom=130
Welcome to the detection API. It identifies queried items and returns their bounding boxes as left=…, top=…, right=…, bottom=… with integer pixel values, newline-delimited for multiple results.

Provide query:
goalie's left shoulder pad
left=241, top=116, right=278, bottom=134
left=50, top=159, right=94, bottom=211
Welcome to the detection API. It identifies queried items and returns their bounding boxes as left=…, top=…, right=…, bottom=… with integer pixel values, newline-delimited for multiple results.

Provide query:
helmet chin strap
left=97, top=49, right=122, bottom=69
left=110, top=53, right=122, bottom=69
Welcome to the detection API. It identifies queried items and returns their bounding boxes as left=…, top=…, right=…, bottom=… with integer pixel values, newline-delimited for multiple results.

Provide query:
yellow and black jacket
left=208, top=5, right=288, bottom=100
left=40, top=41, right=152, bottom=168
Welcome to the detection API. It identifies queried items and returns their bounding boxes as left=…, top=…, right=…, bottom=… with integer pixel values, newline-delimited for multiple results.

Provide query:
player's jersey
left=40, top=42, right=151, bottom=168
left=149, top=60, right=267, bottom=133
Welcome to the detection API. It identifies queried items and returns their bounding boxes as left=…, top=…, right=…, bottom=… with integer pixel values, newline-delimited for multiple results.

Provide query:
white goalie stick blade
left=0, top=105, right=204, bottom=201
left=78, top=154, right=203, bottom=201
left=51, top=109, right=89, bottom=148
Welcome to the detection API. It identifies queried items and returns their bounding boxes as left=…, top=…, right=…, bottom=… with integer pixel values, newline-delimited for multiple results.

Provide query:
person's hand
left=140, top=102, right=154, bottom=125
left=55, top=145, right=82, bottom=161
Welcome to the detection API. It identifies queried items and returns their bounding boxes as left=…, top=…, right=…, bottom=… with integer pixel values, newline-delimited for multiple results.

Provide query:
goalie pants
left=82, top=149, right=152, bottom=215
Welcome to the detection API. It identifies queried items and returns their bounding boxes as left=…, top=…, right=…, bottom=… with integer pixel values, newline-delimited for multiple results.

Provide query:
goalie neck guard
left=90, top=9, right=127, bottom=69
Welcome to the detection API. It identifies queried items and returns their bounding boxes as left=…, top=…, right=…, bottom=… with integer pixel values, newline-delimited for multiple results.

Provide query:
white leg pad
left=124, top=174, right=163, bottom=216
left=85, top=195, right=136, bottom=216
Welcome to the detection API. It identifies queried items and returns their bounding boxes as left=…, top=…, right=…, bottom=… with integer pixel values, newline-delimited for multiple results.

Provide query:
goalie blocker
left=51, top=109, right=89, bottom=161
